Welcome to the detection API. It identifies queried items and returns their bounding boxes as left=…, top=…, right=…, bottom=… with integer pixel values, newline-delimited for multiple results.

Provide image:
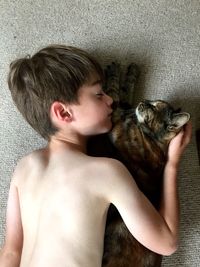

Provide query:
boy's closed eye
left=96, top=92, right=104, bottom=98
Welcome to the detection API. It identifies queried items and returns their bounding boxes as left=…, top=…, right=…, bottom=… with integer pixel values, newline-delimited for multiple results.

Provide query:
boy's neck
left=49, top=133, right=88, bottom=154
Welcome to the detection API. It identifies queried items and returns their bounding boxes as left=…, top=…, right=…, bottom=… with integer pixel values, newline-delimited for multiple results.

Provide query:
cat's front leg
left=120, top=63, right=140, bottom=106
left=104, top=62, right=121, bottom=104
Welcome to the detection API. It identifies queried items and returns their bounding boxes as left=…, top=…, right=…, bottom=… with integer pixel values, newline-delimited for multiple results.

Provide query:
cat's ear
left=168, top=112, right=190, bottom=131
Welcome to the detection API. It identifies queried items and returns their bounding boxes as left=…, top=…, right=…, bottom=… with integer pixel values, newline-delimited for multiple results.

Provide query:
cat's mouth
left=135, top=101, right=151, bottom=123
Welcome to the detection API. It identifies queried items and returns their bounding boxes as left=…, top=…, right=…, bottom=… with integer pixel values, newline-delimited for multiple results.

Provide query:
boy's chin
left=84, top=121, right=113, bottom=136
left=98, top=124, right=113, bottom=135
left=90, top=126, right=112, bottom=136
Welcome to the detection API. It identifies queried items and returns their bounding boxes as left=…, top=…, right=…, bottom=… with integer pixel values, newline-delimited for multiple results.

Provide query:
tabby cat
left=88, top=63, right=190, bottom=267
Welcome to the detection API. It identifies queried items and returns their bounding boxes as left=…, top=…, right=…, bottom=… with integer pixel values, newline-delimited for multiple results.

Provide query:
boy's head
left=8, top=45, right=104, bottom=140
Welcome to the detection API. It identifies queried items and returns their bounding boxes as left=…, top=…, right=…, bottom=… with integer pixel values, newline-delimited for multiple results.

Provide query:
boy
left=0, top=45, right=192, bottom=267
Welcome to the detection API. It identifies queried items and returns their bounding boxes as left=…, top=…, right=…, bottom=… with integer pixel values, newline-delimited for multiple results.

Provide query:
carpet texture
left=0, top=1, right=200, bottom=266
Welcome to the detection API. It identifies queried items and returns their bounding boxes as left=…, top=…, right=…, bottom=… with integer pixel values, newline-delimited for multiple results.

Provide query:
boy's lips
left=108, top=110, right=113, bottom=116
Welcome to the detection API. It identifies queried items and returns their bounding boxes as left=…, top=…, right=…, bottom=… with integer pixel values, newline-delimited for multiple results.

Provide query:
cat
left=88, top=62, right=190, bottom=267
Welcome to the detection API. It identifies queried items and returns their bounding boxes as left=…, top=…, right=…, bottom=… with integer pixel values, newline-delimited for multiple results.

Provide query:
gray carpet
left=0, top=0, right=200, bottom=266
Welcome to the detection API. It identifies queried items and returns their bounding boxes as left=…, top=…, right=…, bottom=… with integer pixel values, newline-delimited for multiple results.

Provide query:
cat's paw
left=105, top=62, right=120, bottom=78
left=126, top=63, right=140, bottom=82
left=120, top=63, right=140, bottom=106
left=104, top=62, right=121, bottom=104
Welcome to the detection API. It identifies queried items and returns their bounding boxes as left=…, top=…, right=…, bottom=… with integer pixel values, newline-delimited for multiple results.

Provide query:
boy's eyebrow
left=91, top=79, right=103, bottom=86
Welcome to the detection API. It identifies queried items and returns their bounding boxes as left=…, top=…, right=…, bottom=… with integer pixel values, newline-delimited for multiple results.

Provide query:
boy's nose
left=105, top=93, right=113, bottom=106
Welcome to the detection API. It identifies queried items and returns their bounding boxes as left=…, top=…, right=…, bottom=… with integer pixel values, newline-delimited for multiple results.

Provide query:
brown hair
left=7, top=44, right=104, bottom=140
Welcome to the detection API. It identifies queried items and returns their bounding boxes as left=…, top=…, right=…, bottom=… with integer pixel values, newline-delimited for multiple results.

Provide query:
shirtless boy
left=0, top=45, right=192, bottom=267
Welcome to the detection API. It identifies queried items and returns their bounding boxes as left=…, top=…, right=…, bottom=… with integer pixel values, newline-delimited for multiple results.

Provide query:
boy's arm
left=0, top=175, right=23, bottom=267
left=105, top=123, right=192, bottom=256
left=159, top=122, right=192, bottom=246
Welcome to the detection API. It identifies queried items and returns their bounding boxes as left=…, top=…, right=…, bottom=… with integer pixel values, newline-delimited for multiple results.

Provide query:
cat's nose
left=139, top=102, right=145, bottom=111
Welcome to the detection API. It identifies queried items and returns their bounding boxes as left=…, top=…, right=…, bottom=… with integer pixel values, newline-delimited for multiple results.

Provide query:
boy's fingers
left=171, top=130, right=184, bottom=146
left=182, top=122, right=192, bottom=146
left=169, top=122, right=192, bottom=148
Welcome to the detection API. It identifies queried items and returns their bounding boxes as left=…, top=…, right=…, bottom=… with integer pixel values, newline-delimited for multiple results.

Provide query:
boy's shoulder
left=17, top=148, right=47, bottom=167
left=87, top=155, right=125, bottom=172
left=86, top=155, right=131, bottom=185
left=12, top=148, right=47, bottom=186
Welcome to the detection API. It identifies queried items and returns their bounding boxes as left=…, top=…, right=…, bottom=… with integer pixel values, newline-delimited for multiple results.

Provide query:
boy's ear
left=50, top=101, right=73, bottom=122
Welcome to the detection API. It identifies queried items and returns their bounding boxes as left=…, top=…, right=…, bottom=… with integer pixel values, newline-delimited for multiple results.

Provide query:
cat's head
left=135, top=100, right=190, bottom=143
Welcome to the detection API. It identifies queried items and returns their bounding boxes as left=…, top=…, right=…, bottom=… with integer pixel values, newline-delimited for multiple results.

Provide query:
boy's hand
left=168, top=122, right=192, bottom=167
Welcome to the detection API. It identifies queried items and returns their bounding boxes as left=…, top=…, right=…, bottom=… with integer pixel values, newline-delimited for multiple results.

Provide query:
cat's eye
left=149, top=104, right=156, bottom=111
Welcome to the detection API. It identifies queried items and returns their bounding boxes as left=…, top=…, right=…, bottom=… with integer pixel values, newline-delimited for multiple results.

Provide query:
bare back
left=15, top=146, right=110, bottom=267
left=9, top=130, right=187, bottom=267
